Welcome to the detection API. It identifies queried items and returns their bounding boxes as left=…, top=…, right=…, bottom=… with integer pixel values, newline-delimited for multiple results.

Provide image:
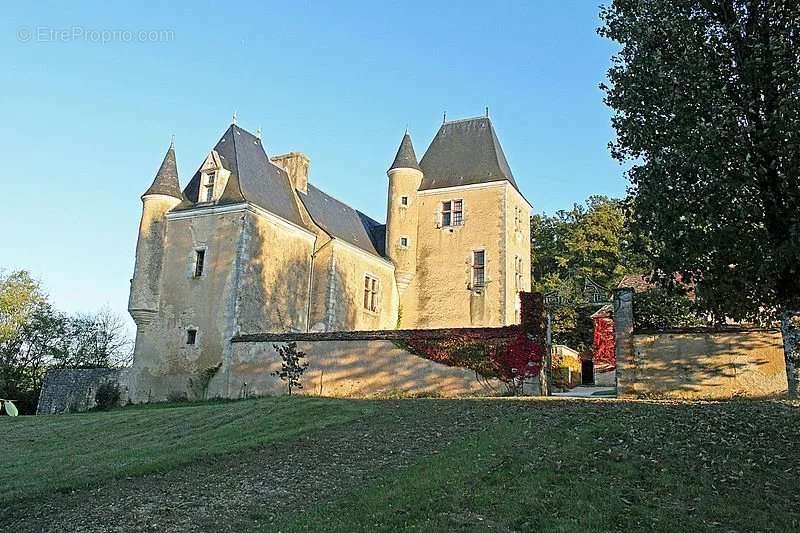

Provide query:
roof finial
left=443, top=111, right=447, bottom=124
left=170, top=134, right=175, bottom=148
left=256, top=126, right=262, bottom=140
left=232, top=111, right=238, bottom=125
left=485, top=106, right=490, bottom=118
left=404, top=124, right=409, bottom=135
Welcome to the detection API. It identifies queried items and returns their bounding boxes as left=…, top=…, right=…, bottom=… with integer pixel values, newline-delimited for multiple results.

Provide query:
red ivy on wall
left=404, top=293, right=546, bottom=384
left=592, top=316, right=616, bottom=371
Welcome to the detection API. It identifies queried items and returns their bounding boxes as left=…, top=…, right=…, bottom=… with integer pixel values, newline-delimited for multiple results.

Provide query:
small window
left=452, top=200, right=463, bottom=226
left=472, top=250, right=485, bottom=288
left=186, top=329, right=197, bottom=345
left=399, top=237, right=408, bottom=248
left=363, top=274, right=379, bottom=312
left=203, top=172, right=216, bottom=202
left=400, top=196, right=409, bottom=207
left=515, top=256, right=523, bottom=291
left=193, top=249, right=205, bottom=278
left=441, top=199, right=463, bottom=227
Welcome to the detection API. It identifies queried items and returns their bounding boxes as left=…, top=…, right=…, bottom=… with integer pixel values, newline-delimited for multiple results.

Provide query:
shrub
left=272, top=342, right=309, bottom=395
left=94, top=382, right=120, bottom=410
left=188, top=363, right=222, bottom=400
left=166, top=390, right=189, bottom=403
left=634, top=287, right=705, bottom=330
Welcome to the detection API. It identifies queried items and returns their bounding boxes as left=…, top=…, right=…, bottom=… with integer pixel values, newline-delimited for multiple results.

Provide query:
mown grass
left=0, top=396, right=374, bottom=501
left=4, top=397, right=800, bottom=532
left=273, top=399, right=800, bottom=532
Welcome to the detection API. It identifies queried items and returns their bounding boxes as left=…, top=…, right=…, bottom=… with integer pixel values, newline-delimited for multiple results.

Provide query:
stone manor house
left=127, top=115, right=531, bottom=397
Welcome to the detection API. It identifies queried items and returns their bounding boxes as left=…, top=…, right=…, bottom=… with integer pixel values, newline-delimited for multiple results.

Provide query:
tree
left=531, top=196, right=645, bottom=350
left=0, top=271, right=61, bottom=412
left=634, top=287, right=705, bottom=330
left=272, top=342, right=309, bottom=395
left=51, top=308, right=133, bottom=369
left=599, top=0, right=800, bottom=394
left=531, top=196, right=641, bottom=292
left=0, top=270, right=134, bottom=414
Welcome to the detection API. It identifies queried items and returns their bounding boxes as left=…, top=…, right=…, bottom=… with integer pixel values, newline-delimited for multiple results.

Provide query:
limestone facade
left=127, top=116, right=530, bottom=400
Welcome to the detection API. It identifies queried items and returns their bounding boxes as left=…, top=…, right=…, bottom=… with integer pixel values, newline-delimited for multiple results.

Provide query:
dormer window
left=203, top=172, right=216, bottom=202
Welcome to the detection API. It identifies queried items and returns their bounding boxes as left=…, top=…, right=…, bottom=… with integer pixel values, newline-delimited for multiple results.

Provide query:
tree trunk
left=780, top=310, right=800, bottom=398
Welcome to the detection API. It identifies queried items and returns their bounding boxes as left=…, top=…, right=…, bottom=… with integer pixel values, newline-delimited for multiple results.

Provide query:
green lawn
left=3, top=397, right=799, bottom=532
left=274, top=400, right=800, bottom=532
left=0, top=396, right=373, bottom=500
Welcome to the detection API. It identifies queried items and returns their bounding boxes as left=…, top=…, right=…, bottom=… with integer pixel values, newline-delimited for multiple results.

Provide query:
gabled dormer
left=197, top=150, right=230, bottom=204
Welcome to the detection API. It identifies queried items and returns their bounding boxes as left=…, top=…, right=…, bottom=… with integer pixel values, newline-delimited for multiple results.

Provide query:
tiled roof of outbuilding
left=617, top=273, right=655, bottom=293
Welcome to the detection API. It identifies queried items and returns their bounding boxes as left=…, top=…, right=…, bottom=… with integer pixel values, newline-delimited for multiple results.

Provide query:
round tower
left=386, top=132, right=423, bottom=294
left=128, top=141, right=183, bottom=326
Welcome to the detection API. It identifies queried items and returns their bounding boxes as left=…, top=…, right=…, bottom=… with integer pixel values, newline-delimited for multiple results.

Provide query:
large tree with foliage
left=599, top=0, right=800, bottom=394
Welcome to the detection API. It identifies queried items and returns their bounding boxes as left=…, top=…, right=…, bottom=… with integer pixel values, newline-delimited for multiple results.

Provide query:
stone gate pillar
left=613, top=288, right=636, bottom=398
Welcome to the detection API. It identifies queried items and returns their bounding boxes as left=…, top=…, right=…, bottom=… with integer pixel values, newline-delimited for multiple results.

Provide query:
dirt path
left=5, top=401, right=517, bottom=532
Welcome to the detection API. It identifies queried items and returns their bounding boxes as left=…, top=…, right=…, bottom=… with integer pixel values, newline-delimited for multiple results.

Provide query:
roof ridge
left=443, top=115, right=490, bottom=125
left=227, top=125, right=246, bottom=200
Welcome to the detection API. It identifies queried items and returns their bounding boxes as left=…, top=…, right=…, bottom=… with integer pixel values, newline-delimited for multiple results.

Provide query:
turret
left=128, top=141, right=183, bottom=326
left=386, top=132, right=423, bottom=293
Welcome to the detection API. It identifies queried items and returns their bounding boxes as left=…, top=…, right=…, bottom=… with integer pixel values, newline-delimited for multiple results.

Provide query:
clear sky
left=0, top=1, right=623, bottom=331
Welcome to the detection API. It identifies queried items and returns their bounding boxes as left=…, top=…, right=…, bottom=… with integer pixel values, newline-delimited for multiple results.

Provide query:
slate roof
left=143, top=142, right=183, bottom=199
left=300, top=184, right=385, bottom=257
left=388, top=132, right=421, bottom=172
left=176, top=125, right=305, bottom=228
left=419, top=116, right=520, bottom=192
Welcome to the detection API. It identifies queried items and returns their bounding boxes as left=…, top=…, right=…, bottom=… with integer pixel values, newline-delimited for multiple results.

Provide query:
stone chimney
left=271, top=152, right=310, bottom=194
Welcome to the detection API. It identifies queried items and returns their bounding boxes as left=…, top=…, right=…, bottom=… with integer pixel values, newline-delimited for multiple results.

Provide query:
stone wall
left=36, top=368, right=127, bottom=415
left=227, top=337, right=505, bottom=398
left=613, top=288, right=789, bottom=399
left=628, top=329, right=788, bottom=399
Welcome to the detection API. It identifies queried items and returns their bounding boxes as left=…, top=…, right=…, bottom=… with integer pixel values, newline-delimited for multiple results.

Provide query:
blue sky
left=0, top=1, right=623, bottom=329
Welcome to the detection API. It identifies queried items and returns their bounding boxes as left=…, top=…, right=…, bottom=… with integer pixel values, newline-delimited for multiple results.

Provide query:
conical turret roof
left=143, top=141, right=182, bottom=199
left=388, top=132, right=421, bottom=172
